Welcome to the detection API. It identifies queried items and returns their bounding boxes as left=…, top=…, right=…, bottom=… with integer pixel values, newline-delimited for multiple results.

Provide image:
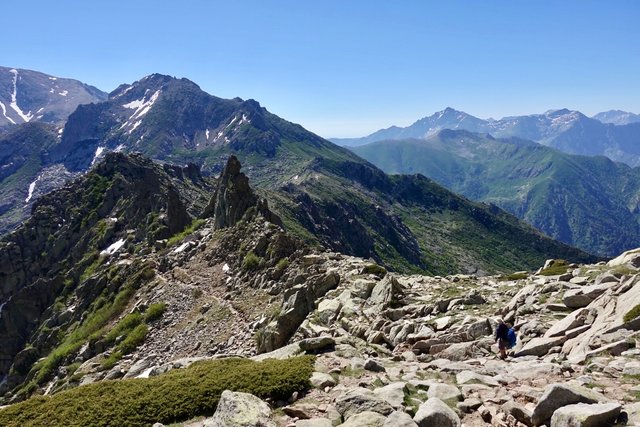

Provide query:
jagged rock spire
left=204, top=156, right=281, bottom=230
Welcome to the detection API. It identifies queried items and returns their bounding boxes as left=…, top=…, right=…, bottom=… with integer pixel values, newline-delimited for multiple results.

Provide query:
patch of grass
left=167, top=219, right=206, bottom=247
left=502, top=271, right=529, bottom=281
left=539, top=260, right=570, bottom=276
left=624, top=304, right=640, bottom=323
left=242, top=251, right=262, bottom=271
left=0, top=356, right=314, bottom=427
left=144, top=303, right=167, bottom=323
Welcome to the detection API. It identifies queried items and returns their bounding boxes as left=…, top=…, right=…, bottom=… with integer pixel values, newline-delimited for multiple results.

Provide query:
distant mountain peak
left=593, top=110, right=640, bottom=125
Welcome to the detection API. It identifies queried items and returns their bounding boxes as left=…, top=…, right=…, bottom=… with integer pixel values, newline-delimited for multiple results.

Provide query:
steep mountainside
left=352, top=130, right=640, bottom=256
left=0, top=66, right=107, bottom=129
left=334, top=108, right=640, bottom=166
left=0, top=74, right=596, bottom=275
left=0, top=123, right=77, bottom=235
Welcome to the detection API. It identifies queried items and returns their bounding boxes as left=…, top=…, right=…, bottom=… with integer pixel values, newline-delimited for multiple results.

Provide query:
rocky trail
left=102, top=227, right=640, bottom=426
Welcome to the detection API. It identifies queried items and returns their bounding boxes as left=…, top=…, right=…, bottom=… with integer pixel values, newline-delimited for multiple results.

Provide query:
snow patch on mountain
left=25, top=175, right=42, bottom=203
left=8, top=69, right=33, bottom=123
left=0, top=101, right=16, bottom=125
left=120, top=90, right=161, bottom=131
left=91, top=146, right=105, bottom=166
left=101, top=238, right=126, bottom=255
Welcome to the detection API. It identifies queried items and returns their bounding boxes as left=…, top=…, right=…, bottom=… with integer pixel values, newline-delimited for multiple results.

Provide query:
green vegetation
left=144, top=303, right=167, bottom=323
left=539, top=260, right=570, bottom=276
left=167, top=218, right=206, bottom=246
left=624, top=304, right=640, bottom=323
left=501, top=272, right=529, bottom=281
left=242, top=251, right=262, bottom=271
left=275, top=257, right=289, bottom=272
left=0, top=356, right=314, bottom=427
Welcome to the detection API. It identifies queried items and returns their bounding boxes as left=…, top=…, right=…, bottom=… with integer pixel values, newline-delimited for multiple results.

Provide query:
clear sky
left=3, top=1, right=639, bottom=137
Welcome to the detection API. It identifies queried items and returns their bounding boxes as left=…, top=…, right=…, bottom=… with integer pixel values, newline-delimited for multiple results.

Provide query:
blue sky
left=3, top=1, right=639, bottom=137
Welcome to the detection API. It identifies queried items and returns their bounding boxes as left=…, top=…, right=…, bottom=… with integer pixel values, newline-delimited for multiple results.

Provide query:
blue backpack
left=507, top=328, right=517, bottom=348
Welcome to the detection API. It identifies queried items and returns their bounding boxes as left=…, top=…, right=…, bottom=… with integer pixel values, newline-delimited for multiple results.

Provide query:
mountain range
left=352, top=130, right=640, bottom=257
left=0, top=68, right=594, bottom=276
left=332, top=107, right=640, bottom=167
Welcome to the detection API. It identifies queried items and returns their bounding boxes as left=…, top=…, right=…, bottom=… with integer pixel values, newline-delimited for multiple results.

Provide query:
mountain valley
left=352, top=130, right=640, bottom=257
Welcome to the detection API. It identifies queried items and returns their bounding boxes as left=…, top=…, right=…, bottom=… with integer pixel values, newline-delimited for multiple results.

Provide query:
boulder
left=296, top=419, right=333, bottom=427
left=515, top=336, right=566, bottom=357
left=299, top=336, right=335, bottom=352
left=544, top=308, right=589, bottom=338
left=413, top=398, right=461, bottom=427
left=335, top=387, right=394, bottom=420
left=373, top=382, right=407, bottom=409
left=341, top=411, right=387, bottom=427
left=550, top=402, right=621, bottom=427
left=607, top=247, right=640, bottom=268
left=426, top=383, right=462, bottom=402
left=531, top=383, right=607, bottom=426
left=204, top=390, right=275, bottom=427
left=501, top=400, right=533, bottom=427
left=384, top=411, right=419, bottom=427
left=455, top=370, right=499, bottom=387
left=364, top=358, right=386, bottom=372
left=316, top=299, right=341, bottom=324
left=310, top=372, right=337, bottom=389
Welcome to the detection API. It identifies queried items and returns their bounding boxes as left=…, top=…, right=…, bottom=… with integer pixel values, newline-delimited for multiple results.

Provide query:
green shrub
left=0, top=356, right=314, bottom=427
left=242, top=251, right=261, bottom=271
left=275, top=258, right=289, bottom=272
left=167, top=219, right=206, bottom=247
left=624, top=304, right=640, bottom=323
left=118, top=324, right=148, bottom=354
left=103, top=313, right=143, bottom=346
left=144, top=303, right=167, bottom=323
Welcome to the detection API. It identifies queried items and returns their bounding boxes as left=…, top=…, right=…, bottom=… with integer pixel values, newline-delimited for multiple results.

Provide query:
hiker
left=495, top=319, right=509, bottom=359
left=507, top=323, right=517, bottom=355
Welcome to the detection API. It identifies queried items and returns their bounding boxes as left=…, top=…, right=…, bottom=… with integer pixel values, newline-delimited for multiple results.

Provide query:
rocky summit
left=0, top=154, right=639, bottom=426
